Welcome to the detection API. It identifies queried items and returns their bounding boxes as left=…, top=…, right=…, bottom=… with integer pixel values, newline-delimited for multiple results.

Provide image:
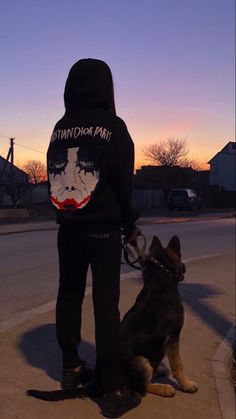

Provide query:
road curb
left=138, top=213, right=235, bottom=225
left=0, top=227, right=58, bottom=236
left=212, top=326, right=236, bottom=419
left=0, top=213, right=234, bottom=236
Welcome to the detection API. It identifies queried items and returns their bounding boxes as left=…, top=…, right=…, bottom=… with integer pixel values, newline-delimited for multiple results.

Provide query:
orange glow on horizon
left=134, top=147, right=210, bottom=172
left=8, top=123, right=229, bottom=174
left=12, top=143, right=211, bottom=172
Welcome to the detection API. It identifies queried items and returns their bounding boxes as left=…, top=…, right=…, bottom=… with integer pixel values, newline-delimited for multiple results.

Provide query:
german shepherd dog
left=27, top=235, right=198, bottom=401
left=121, top=235, right=198, bottom=397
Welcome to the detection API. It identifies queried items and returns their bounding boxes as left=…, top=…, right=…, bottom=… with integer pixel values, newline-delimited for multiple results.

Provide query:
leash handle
left=122, top=233, right=147, bottom=270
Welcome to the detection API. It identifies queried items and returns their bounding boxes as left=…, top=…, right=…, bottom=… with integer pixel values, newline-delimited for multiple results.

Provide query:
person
left=47, top=58, right=141, bottom=417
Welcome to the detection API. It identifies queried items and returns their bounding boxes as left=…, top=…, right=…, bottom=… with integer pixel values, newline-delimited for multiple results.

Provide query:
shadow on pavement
left=17, top=283, right=233, bottom=385
left=17, top=323, right=96, bottom=382
left=180, top=282, right=234, bottom=344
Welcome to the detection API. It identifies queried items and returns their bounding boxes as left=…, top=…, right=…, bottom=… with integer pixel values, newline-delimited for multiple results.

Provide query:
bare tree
left=1, top=170, right=29, bottom=207
left=182, top=158, right=201, bottom=171
left=142, top=136, right=191, bottom=167
left=22, top=160, right=47, bottom=184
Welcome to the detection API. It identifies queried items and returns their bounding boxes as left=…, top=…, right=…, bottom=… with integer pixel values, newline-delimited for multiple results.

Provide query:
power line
left=14, top=142, right=46, bottom=155
left=0, top=148, right=9, bottom=156
left=0, top=134, right=46, bottom=155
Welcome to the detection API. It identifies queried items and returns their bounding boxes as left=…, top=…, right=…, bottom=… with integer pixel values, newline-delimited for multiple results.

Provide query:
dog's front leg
left=147, top=383, right=176, bottom=397
left=166, top=339, right=198, bottom=393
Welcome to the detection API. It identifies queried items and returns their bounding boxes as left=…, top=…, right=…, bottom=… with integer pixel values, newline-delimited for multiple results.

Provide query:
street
left=0, top=218, right=235, bottom=326
left=0, top=218, right=234, bottom=330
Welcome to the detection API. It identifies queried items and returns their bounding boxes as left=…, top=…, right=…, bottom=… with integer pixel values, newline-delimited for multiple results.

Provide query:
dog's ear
left=167, top=235, right=181, bottom=257
left=149, top=236, right=163, bottom=252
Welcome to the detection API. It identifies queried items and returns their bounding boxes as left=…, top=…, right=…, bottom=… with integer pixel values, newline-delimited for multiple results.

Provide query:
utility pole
left=10, top=138, right=14, bottom=165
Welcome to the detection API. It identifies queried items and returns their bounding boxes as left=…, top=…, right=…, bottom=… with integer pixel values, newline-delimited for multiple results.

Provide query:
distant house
left=0, top=156, right=28, bottom=183
left=133, top=165, right=210, bottom=208
left=0, top=156, right=29, bottom=206
left=30, top=181, right=50, bottom=204
left=132, top=189, right=164, bottom=209
left=208, top=141, right=236, bottom=191
left=134, top=165, right=196, bottom=190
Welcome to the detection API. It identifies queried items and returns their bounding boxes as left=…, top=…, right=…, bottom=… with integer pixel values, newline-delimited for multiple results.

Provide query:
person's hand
left=125, top=228, right=142, bottom=246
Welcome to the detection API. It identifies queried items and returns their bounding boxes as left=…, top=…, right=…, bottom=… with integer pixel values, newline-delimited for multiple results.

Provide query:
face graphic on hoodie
left=48, top=147, right=99, bottom=210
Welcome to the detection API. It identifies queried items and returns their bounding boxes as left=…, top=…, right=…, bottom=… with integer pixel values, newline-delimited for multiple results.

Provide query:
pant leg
left=89, top=230, right=123, bottom=393
left=56, top=225, right=89, bottom=369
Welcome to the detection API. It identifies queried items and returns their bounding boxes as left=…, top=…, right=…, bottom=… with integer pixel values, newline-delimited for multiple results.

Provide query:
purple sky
left=0, top=0, right=235, bottom=168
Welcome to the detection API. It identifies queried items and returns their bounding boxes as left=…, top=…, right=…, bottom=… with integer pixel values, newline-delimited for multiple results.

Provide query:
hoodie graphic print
left=48, top=122, right=113, bottom=211
left=48, top=145, right=100, bottom=210
left=47, top=115, right=137, bottom=233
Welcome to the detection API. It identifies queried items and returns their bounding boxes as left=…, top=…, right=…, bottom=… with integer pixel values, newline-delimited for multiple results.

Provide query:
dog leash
left=122, top=233, right=147, bottom=270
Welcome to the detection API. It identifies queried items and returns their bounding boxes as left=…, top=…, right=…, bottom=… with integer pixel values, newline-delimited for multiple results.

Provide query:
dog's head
left=144, top=235, right=185, bottom=283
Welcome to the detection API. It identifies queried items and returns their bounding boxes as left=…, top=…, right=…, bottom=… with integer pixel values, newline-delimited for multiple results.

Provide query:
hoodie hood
left=64, top=58, right=116, bottom=115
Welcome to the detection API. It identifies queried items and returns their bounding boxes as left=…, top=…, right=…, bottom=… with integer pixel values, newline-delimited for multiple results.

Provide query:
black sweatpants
left=56, top=224, right=123, bottom=393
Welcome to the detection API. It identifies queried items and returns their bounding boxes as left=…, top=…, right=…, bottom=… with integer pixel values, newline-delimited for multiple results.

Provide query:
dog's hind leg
left=166, top=338, right=198, bottom=393
left=147, top=383, right=176, bottom=397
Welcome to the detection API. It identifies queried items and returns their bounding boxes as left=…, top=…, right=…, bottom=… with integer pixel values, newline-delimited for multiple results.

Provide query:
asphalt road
left=0, top=218, right=235, bottom=326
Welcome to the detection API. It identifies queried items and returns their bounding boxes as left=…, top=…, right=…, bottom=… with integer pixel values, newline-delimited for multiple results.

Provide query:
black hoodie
left=47, top=59, right=138, bottom=235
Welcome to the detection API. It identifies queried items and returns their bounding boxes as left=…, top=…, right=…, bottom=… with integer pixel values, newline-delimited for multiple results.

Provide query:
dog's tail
left=124, top=356, right=153, bottom=396
left=27, top=387, right=87, bottom=401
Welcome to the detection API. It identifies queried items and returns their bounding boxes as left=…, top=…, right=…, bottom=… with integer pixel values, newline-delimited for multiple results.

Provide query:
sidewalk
left=0, top=271, right=235, bottom=419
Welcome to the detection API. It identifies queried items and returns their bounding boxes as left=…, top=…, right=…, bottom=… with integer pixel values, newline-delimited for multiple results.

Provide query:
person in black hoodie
left=47, top=58, right=141, bottom=417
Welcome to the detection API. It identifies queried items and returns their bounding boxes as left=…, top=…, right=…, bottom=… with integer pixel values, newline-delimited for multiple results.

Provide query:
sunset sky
left=0, top=0, right=235, bottom=170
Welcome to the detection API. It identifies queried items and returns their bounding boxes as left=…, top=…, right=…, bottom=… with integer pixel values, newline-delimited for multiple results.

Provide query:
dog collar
left=143, top=256, right=174, bottom=278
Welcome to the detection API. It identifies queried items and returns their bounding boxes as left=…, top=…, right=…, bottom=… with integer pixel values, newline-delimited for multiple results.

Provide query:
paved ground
left=0, top=210, right=235, bottom=419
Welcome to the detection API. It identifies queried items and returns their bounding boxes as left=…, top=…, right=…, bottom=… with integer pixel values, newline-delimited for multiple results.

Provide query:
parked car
left=167, top=188, right=202, bottom=211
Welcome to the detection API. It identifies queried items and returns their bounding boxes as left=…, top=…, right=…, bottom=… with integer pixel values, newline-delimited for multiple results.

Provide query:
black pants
left=56, top=224, right=123, bottom=393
